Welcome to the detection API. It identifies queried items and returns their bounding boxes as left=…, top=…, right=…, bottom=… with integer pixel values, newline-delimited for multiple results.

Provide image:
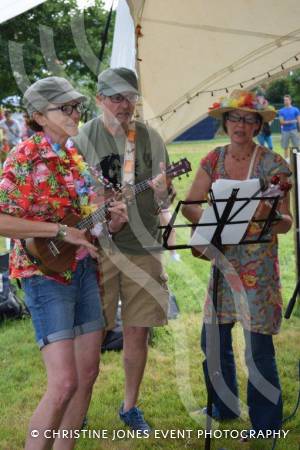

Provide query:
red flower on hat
left=243, top=93, right=255, bottom=108
left=209, top=102, right=221, bottom=110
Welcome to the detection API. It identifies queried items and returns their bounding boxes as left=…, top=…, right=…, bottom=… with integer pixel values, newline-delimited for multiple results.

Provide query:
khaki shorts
left=281, top=129, right=300, bottom=149
left=98, top=251, right=169, bottom=330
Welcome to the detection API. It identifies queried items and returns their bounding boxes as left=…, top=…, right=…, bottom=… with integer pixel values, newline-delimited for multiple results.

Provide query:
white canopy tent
left=0, top=0, right=103, bottom=24
left=0, top=0, right=47, bottom=24
left=2, top=0, right=300, bottom=144
left=111, top=0, right=300, bottom=143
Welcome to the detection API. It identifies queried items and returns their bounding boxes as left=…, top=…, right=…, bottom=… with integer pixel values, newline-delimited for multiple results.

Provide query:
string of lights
left=144, top=52, right=300, bottom=124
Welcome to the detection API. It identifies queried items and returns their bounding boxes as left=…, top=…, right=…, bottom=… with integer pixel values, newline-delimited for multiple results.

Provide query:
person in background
left=182, top=90, right=292, bottom=440
left=21, top=112, right=35, bottom=140
left=278, top=94, right=300, bottom=160
left=0, top=109, right=21, bottom=150
left=73, top=67, right=174, bottom=432
left=256, top=93, right=273, bottom=150
left=0, top=76, right=127, bottom=450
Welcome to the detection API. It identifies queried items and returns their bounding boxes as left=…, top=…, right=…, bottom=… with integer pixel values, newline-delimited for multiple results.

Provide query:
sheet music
left=189, top=179, right=261, bottom=246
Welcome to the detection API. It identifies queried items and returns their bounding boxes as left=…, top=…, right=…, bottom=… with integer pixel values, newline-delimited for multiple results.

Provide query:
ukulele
left=25, top=158, right=192, bottom=275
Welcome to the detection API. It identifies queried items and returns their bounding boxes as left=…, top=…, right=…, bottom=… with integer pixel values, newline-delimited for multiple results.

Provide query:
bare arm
left=254, top=193, right=292, bottom=234
left=274, top=193, right=293, bottom=233
left=0, top=213, right=98, bottom=252
left=107, top=199, right=128, bottom=233
left=279, top=115, right=297, bottom=125
left=0, top=214, right=58, bottom=239
left=181, top=166, right=212, bottom=223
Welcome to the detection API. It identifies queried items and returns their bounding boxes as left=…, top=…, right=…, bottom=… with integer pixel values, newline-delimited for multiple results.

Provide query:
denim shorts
left=22, top=256, right=105, bottom=349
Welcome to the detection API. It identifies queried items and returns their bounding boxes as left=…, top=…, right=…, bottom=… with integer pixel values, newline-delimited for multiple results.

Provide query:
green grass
left=0, top=135, right=299, bottom=450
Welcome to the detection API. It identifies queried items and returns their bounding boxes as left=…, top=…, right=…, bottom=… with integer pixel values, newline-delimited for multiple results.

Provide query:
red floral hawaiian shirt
left=0, top=132, right=94, bottom=283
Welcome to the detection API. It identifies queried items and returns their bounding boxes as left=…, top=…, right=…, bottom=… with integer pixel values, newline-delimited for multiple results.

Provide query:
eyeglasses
left=46, top=103, right=86, bottom=116
left=227, top=113, right=259, bottom=125
left=107, top=93, right=139, bottom=104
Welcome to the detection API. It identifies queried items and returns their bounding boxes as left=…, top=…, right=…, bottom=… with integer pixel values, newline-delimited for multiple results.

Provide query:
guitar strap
left=122, top=121, right=136, bottom=186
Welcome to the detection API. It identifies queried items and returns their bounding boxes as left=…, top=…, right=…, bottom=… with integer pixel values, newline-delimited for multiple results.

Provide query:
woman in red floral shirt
left=0, top=77, right=127, bottom=450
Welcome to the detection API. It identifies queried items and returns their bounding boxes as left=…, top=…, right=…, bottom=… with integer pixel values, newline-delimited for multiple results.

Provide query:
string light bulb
left=150, top=56, right=300, bottom=122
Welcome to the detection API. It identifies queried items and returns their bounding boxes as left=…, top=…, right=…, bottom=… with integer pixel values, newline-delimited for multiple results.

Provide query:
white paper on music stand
left=189, top=179, right=261, bottom=246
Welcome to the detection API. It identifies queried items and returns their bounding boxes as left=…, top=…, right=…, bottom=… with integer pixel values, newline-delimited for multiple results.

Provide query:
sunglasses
left=106, top=93, right=139, bottom=104
left=46, top=103, right=86, bottom=116
left=227, top=113, right=259, bottom=125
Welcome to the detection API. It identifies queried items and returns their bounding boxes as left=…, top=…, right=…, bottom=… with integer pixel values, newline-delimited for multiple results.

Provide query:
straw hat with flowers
left=208, top=90, right=276, bottom=122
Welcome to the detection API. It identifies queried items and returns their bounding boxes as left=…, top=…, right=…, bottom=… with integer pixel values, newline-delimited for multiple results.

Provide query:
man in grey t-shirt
left=73, top=67, right=174, bottom=432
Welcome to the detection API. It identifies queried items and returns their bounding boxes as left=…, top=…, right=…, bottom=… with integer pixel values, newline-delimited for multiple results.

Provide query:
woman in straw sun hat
left=0, top=76, right=127, bottom=449
left=182, top=90, right=292, bottom=439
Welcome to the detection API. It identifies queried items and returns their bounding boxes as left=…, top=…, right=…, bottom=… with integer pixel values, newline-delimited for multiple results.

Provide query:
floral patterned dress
left=0, top=132, right=95, bottom=283
left=201, top=146, right=291, bottom=335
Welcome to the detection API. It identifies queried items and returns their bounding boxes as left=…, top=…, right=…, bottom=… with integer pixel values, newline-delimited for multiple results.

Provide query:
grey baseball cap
left=97, top=67, right=138, bottom=95
left=23, top=76, right=86, bottom=115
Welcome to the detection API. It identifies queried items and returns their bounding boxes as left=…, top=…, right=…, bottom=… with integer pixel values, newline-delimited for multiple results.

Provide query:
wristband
left=55, top=224, right=68, bottom=241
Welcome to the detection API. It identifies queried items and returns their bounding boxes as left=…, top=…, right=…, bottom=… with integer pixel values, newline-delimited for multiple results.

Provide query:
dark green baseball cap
left=24, top=76, right=86, bottom=115
left=97, top=67, right=138, bottom=95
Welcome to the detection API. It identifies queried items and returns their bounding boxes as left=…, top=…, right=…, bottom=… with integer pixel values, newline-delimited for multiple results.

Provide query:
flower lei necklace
left=45, top=135, right=96, bottom=217
left=68, top=148, right=97, bottom=217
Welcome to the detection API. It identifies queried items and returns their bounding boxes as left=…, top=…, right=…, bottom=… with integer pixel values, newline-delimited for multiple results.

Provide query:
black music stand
left=285, top=280, right=300, bottom=319
left=160, top=185, right=282, bottom=450
left=285, top=147, right=300, bottom=319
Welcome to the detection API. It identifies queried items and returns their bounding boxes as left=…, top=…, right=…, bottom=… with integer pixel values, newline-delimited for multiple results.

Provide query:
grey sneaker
left=119, top=404, right=151, bottom=432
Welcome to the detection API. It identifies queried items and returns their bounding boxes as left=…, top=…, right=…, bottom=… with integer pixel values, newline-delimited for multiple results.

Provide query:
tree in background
left=265, top=70, right=300, bottom=107
left=0, top=0, right=115, bottom=113
left=289, top=69, right=300, bottom=106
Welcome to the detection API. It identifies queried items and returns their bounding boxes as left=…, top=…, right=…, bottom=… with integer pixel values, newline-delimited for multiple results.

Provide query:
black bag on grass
left=101, top=302, right=123, bottom=352
left=0, top=253, right=27, bottom=319
left=0, top=270, right=24, bottom=318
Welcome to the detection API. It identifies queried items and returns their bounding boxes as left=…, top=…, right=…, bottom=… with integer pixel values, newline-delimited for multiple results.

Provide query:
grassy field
left=0, top=135, right=299, bottom=450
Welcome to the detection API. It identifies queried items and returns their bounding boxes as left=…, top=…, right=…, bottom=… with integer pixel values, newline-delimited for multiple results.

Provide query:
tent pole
left=96, top=1, right=114, bottom=76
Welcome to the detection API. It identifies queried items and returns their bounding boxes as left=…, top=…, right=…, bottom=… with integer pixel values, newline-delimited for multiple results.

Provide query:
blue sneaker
left=119, top=404, right=151, bottom=432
